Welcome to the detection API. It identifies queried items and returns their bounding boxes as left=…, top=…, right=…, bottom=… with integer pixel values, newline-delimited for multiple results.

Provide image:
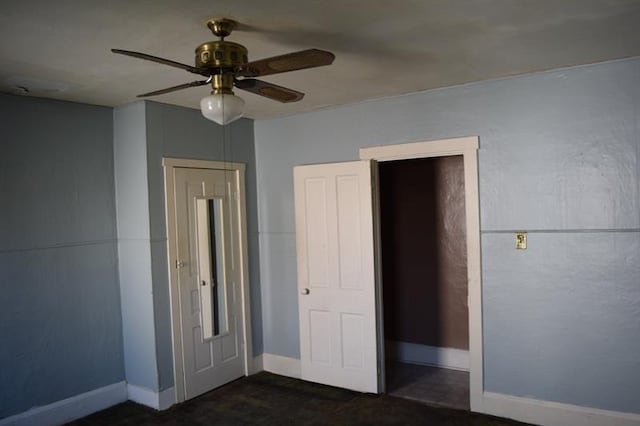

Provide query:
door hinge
left=176, top=259, right=186, bottom=269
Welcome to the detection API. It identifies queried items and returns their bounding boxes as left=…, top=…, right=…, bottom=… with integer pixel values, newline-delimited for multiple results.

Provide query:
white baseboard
left=157, top=387, right=176, bottom=410
left=253, top=354, right=265, bottom=372
left=481, top=391, right=640, bottom=426
left=126, top=384, right=175, bottom=410
left=261, top=353, right=301, bottom=379
left=0, top=381, right=127, bottom=426
left=386, top=341, right=469, bottom=371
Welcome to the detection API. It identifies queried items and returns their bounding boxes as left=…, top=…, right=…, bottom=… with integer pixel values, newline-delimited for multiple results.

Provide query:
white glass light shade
left=200, top=93, right=245, bottom=125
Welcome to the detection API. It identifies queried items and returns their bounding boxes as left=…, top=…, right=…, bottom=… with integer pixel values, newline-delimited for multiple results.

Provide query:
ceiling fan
left=112, top=18, right=335, bottom=125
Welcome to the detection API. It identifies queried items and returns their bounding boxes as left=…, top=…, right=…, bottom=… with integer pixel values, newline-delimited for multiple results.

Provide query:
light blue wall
left=145, top=101, right=261, bottom=390
left=113, top=101, right=159, bottom=391
left=0, top=94, right=124, bottom=419
left=254, top=58, right=640, bottom=413
left=113, top=101, right=260, bottom=392
left=1, top=95, right=260, bottom=418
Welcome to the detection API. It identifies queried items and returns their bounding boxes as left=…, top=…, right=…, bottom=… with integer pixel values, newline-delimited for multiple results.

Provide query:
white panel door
left=294, top=160, right=379, bottom=393
left=174, top=167, right=244, bottom=399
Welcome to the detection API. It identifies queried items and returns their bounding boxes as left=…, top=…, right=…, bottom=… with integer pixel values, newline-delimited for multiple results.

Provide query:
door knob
left=300, top=288, right=310, bottom=295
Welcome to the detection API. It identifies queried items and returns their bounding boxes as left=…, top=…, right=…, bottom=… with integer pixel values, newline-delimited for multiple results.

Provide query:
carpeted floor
left=67, top=372, right=531, bottom=425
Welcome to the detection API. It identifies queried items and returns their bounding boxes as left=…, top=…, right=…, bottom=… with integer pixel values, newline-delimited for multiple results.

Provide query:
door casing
left=163, top=157, right=254, bottom=404
left=360, top=136, right=482, bottom=411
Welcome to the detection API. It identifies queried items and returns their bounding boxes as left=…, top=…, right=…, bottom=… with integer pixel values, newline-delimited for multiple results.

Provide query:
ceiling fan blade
left=112, top=49, right=210, bottom=77
left=235, top=79, right=304, bottom=103
left=137, top=80, right=210, bottom=97
left=242, top=49, right=335, bottom=77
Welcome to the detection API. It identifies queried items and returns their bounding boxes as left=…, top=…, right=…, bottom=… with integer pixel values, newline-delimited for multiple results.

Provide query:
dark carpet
left=67, top=372, right=532, bottom=426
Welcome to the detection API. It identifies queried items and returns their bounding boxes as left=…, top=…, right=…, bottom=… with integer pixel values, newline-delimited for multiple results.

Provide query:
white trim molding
left=482, top=392, right=640, bottom=426
left=162, top=157, right=253, bottom=404
left=0, top=382, right=127, bottom=426
left=360, top=136, right=479, bottom=162
left=386, top=341, right=469, bottom=371
left=360, top=136, right=482, bottom=410
left=261, top=354, right=301, bottom=379
left=157, top=387, right=176, bottom=410
left=162, top=157, right=247, bottom=172
left=126, top=384, right=175, bottom=410
left=253, top=354, right=265, bottom=372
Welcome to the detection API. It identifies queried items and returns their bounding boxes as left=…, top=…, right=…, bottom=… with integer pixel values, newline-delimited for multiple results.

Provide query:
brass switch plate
left=516, top=232, right=527, bottom=249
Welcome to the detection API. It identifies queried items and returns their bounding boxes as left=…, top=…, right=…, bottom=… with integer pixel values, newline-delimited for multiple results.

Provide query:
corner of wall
left=113, top=100, right=160, bottom=392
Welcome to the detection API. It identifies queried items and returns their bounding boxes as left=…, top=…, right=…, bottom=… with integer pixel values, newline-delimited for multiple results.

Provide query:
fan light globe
left=200, top=93, right=245, bottom=125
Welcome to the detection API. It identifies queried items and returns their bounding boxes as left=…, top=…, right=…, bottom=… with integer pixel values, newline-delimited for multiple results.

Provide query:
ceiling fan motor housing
left=195, top=41, right=248, bottom=70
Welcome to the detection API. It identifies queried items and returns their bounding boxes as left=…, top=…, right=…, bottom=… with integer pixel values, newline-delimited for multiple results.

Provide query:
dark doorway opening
left=378, top=156, right=470, bottom=410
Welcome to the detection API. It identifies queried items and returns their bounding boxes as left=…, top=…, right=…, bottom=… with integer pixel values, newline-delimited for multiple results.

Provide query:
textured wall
left=0, top=94, right=124, bottom=419
left=380, top=156, right=468, bottom=350
left=144, top=101, right=260, bottom=390
left=113, top=101, right=260, bottom=392
left=254, top=58, right=640, bottom=413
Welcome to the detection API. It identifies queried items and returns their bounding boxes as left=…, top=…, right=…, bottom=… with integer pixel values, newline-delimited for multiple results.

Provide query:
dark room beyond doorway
left=379, top=155, right=469, bottom=409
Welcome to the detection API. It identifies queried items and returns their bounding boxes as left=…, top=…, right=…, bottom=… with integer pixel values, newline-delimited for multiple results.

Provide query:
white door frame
left=360, top=136, right=482, bottom=411
left=163, top=157, right=254, bottom=404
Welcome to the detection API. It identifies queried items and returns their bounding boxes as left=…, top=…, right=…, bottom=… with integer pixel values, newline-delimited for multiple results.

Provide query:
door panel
left=340, top=313, right=364, bottom=369
left=336, top=175, right=363, bottom=289
left=304, top=178, right=330, bottom=287
left=309, top=309, right=332, bottom=365
left=294, top=160, right=378, bottom=393
left=174, top=167, right=244, bottom=399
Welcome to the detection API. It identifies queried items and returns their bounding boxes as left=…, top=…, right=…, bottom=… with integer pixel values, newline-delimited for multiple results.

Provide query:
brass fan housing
left=196, top=18, right=247, bottom=70
left=211, top=73, right=235, bottom=95
left=195, top=41, right=248, bottom=69
left=207, top=18, right=236, bottom=38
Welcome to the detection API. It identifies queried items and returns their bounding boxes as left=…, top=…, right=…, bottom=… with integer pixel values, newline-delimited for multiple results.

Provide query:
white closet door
left=174, top=167, right=244, bottom=399
left=294, top=160, right=379, bottom=393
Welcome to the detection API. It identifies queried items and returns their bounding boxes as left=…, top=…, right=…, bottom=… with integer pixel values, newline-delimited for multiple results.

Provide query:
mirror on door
left=195, top=197, right=229, bottom=340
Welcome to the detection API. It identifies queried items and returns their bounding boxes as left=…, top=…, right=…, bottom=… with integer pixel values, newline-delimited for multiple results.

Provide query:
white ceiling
left=1, top=0, right=639, bottom=119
